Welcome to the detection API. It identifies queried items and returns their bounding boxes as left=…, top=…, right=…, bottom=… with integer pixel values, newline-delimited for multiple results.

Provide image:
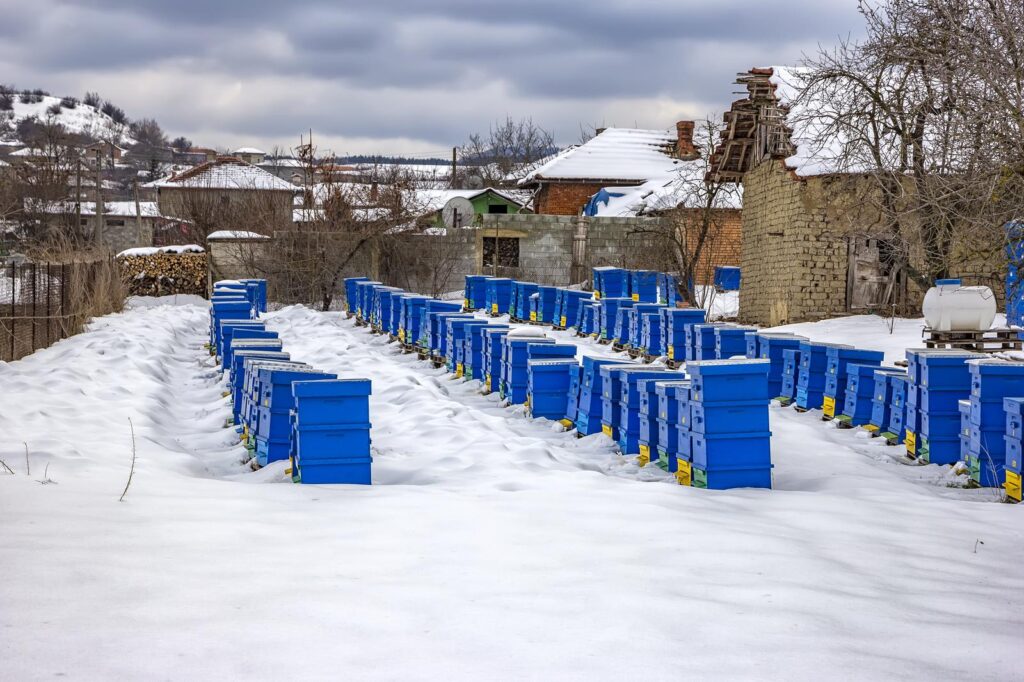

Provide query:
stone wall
left=102, top=218, right=154, bottom=256
left=739, top=160, right=851, bottom=326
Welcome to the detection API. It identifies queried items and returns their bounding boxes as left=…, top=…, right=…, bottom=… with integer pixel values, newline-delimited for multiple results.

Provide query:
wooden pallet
left=612, top=342, right=630, bottom=353
left=665, top=359, right=684, bottom=370
left=923, top=327, right=1023, bottom=353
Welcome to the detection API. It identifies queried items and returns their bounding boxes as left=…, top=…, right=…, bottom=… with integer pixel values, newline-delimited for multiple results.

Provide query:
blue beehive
left=223, top=328, right=279, bottom=371
left=389, top=293, right=411, bottom=337
left=867, top=367, right=908, bottom=432
left=466, top=324, right=508, bottom=382
left=657, top=273, right=678, bottom=306
left=758, top=334, right=806, bottom=399
left=354, top=281, right=382, bottom=322
left=966, top=360, right=1024, bottom=486
left=796, top=342, right=849, bottom=411
left=372, top=287, right=402, bottom=331
left=664, top=309, right=706, bottom=362
left=615, top=308, right=634, bottom=346
left=599, top=364, right=633, bottom=441
left=683, top=359, right=772, bottom=490
left=715, top=325, right=756, bottom=359
left=842, top=365, right=901, bottom=426
left=399, top=295, right=429, bottom=345
left=485, top=277, right=514, bottom=316
left=599, top=298, right=633, bottom=342
left=823, top=347, right=883, bottom=419
left=255, top=366, right=336, bottom=466
left=908, top=350, right=980, bottom=462
left=1007, top=222, right=1024, bottom=326
left=528, top=293, right=540, bottom=323
left=447, top=318, right=488, bottom=375
left=512, top=282, right=538, bottom=321
left=211, top=300, right=254, bottom=350
left=593, top=266, right=629, bottom=300
left=464, top=275, right=492, bottom=311
left=576, top=358, right=634, bottom=435
left=1005, top=398, right=1024, bottom=501
left=692, top=323, right=727, bottom=361
left=217, top=319, right=264, bottom=358
left=614, top=368, right=680, bottom=453
left=506, top=340, right=571, bottom=404
left=419, top=301, right=463, bottom=349
left=565, top=362, right=584, bottom=425
left=535, top=286, right=559, bottom=324
left=527, top=359, right=579, bottom=420
left=960, top=399, right=972, bottom=464
left=655, top=380, right=691, bottom=472
left=559, top=290, right=592, bottom=328
left=241, top=360, right=309, bottom=438
left=433, top=313, right=473, bottom=360
left=343, top=277, right=369, bottom=314
left=228, top=339, right=285, bottom=382
left=580, top=302, right=599, bottom=336
left=635, top=376, right=682, bottom=463
left=483, top=328, right=511, bottom=394
left=501, top=336, right=557, bottom=402
left=628, top=303, right=664, bottom=348
left=641, top=311, right=664, bottom=356
left=714, top=266, right=741, bottom=291
left=885, top=375, right=909, bottom=443
left=630, top=270, right=658, bottom=302
left=675, top=384, right=693, bottom=477
left=230, top=350, right=290, bottom=423
left=779, top=348, right=800, bottom=401
left=290, top=379, right=372, bottom=485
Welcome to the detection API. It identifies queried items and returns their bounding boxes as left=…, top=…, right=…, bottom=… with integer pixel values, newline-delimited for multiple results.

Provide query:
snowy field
left=1, top=297, right=1022, bottom=680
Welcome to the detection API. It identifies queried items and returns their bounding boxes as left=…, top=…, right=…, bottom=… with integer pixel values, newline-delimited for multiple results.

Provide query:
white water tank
left=922, top=279, right=997, bottom=331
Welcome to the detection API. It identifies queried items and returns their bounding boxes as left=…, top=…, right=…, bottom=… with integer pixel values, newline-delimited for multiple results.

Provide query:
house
left=84, top=141, right=126, bottom=168
left=173, top=147, right=219, bottom=165
left=708, top=66, right=965, bottom=326
left=232, top=147, right=267, bottom=165
left=24, top=199, right=175, bottom=254
left=418, top=187, right=530, bottom=228
left=153, top=156, right=298, bottom=234
left=519, top=123, right=700, bottom=215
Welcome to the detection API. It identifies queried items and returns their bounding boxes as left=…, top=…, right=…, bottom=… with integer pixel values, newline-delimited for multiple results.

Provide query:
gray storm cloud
left=0, top=0, right=861, bottom=154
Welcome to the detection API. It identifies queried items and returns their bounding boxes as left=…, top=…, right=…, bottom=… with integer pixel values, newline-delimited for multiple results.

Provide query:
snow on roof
left=154, top=157, right=297, bottom=191
left=233, top=147, right=266, bottom=155
left=520, top=128, right=680, bottom=184
left=587, top=163, right=743, bottom=217
left=416, top=187, right=528, bottom=215
left=117, top=244, right=204, bottom=257
left=206, top=230, right=270, bottom=240
left=259, top=158, right=304, bottom=167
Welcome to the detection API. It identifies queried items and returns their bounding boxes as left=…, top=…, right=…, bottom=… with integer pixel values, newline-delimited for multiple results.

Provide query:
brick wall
left=534, top=182, right=608, bottom=215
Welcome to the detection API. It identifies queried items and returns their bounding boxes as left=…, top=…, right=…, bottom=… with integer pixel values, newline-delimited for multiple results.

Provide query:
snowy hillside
left=1, top=94, right=135, bottom=145
left=0, top=300, right=1020, bottom=680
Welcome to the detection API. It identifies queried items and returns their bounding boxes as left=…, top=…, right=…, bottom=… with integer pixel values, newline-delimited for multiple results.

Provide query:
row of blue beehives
left=770, top=334, right=1024, bottom=501
left=211, top=279, right=373, bottom=485
left=345, top=275, right=775, bottom=490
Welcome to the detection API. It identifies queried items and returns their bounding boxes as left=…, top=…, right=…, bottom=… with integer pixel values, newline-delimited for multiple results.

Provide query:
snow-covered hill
left=1, top=94, right=135, bottom=146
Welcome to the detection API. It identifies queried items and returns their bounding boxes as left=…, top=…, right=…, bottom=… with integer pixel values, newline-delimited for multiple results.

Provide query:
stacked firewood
left=117, top=249, right=208, bottom=297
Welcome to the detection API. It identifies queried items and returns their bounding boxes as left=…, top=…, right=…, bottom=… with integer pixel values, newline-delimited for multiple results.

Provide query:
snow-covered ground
left=1, top=298, right=1021, bottom=680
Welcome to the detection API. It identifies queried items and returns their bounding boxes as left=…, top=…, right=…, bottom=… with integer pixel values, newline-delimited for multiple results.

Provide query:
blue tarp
left=584, top=188, right=626, bottom=217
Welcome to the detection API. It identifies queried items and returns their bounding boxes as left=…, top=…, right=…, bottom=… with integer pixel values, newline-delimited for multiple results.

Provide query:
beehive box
left=343, top=277, right=369, bottom=314
left=575, top=359, right=633, bottom=436
left=527, top=359, right=579, bottom=420
left=290, top=379, right=372, bottom=485
left=614, top=368, right=680, bottom=454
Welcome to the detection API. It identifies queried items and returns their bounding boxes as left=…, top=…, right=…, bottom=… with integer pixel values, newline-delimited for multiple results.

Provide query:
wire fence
left=0, top=258, right=122, bottom=362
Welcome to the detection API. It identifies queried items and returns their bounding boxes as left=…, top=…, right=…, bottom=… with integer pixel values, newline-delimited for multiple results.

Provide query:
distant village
left=1, top=54, right=1019, bottom=330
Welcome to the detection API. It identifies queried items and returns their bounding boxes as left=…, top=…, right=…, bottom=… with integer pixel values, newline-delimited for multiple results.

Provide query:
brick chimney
left=676, top=120, right=699, bottom=160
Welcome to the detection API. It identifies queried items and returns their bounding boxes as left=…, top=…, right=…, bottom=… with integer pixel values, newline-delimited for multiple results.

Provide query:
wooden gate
left=846, top=236, right=905, bottom=313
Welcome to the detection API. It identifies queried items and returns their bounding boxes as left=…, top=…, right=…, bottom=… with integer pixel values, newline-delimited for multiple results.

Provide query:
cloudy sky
left=0, top=0, right=863, bottom=157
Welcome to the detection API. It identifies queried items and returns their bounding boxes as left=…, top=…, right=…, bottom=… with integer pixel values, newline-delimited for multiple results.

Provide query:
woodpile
left=116, top=247, right=208, bottom=297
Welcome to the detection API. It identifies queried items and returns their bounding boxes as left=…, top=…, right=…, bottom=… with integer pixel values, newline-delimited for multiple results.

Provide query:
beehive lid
left=508, top=327, right=547, bottom=338
left=687, top=359, right=770, bottom=375
left=528, top=359, right=579, bottom=366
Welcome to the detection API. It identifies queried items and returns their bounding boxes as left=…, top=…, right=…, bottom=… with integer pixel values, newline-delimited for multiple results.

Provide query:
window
left=487, top=203, right=509, bottom=214
left=482, top=236, right=520, bottom=268
left=106, top=219, right=125, bottom=227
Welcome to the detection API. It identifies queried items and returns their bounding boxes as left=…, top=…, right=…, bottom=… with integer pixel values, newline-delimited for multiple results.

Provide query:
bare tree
left=459, top=116, right=555, bottom=186
left=797, top=0, right=1024, bottom=290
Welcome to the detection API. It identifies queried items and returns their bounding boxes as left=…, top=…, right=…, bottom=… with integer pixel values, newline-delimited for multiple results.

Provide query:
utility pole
left=132, top=179, right=144, bottom=240
left=74, top=157, right=82, bottom=231
left=93, top=148, right=104, bottom=246
left=451, top=147, right=457, bottom=189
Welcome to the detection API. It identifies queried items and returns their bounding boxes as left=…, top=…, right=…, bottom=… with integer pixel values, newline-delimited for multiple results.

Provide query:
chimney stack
left=676, top=120, right=699, bottom=160
left=595, top=127, right=607, bottom=136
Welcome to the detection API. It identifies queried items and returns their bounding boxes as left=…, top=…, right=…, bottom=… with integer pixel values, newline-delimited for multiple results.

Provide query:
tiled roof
left=155, top=157, right=296, bottom=191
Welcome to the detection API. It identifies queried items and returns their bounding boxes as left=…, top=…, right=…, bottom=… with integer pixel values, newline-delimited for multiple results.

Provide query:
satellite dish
left=442, top=196, right=476, bottom=229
